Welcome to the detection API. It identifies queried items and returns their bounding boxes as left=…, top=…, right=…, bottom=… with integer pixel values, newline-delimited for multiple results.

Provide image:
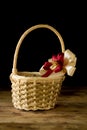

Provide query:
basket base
left=12, top=103, right=57, bottom=111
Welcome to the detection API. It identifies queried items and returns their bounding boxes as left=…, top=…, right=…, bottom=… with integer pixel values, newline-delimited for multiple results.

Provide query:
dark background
left=0, top=2, right=87, bottom=90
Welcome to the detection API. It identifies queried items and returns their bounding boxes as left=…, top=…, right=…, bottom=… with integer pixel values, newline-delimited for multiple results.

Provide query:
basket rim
left=10, top=71, right=65, bottom=80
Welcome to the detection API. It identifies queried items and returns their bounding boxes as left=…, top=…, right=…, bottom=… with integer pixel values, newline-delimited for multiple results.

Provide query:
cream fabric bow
left=64, top=49, right=77, bottom=76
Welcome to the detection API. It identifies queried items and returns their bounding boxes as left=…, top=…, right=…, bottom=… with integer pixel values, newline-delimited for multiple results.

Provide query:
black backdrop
left=0, top=2, right=87, bottom=90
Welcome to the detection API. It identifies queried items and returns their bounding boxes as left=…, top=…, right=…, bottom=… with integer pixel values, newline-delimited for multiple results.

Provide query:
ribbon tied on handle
left=39, top=49, right=77, bottom=77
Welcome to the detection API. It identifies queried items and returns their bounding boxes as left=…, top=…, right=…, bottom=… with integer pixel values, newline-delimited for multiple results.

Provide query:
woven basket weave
left=10, top=24, right=66, bottom=111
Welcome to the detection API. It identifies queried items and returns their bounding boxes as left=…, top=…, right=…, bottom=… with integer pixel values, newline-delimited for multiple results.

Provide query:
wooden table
left=0, top=86, right=87, bottom=130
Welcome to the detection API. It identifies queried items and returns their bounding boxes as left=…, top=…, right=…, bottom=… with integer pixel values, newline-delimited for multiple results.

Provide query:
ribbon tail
left=41, top=69, right=53, bottom=77
left=65, top=65, right=76, bottom=76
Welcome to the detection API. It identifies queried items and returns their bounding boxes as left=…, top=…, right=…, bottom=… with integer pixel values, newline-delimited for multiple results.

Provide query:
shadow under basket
left=10, top=24, right=66, bottom=111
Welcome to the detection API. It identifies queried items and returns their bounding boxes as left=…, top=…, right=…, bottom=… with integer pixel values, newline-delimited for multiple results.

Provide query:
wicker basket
left=10, top=24, right=66, bottom=111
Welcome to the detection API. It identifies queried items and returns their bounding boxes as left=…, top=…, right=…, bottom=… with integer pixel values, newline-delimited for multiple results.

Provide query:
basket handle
left=12, top=24, right=65, bottom=74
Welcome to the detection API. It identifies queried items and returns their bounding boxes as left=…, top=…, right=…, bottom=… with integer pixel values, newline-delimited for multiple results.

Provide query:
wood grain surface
left=0, top=86, right=87, bottom=130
